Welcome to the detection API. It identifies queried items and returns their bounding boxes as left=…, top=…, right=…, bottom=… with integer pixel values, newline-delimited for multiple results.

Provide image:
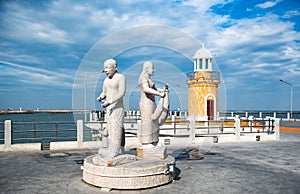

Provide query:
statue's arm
left=97, top=80, right=107, bottom=101
left=141, top=81, right=165, bottom=97
left=141, top=82, right=160, bottom=95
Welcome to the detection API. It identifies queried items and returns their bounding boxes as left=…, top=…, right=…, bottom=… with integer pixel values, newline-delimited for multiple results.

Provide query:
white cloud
left=282, top=45, right=300, bottom=59
left=181, top=0, right=228, bottom=13
left=0, top=60, right=73, bottom=88
left=255, top=0, right=282, bottom=9
left=282, top=10, right=300, bottom=18
left=1, top=0, right=300, bottom=109
left=211, top=14, right=299, bottom=60
left=31, top=22, right=71, bottom=44
left=0, top=2, right=72, bottom=45
left=0, top=49, right=41, bottom=64
left=214, top=15, right=295, bottom=47
left=200, top=11, right=300, bottom=91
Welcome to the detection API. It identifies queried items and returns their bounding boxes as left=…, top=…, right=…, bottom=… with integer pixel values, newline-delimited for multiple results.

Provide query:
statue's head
left=103, top=59, right=117, bottom=78
left=143, top=61, right=154, bottom=76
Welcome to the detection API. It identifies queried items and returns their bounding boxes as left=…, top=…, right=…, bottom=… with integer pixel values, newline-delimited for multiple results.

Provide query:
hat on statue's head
left=103, top=58, right=117, bottom=68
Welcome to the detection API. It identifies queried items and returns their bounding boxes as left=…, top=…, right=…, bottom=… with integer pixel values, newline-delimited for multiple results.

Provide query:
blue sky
left=0, top=0, right=299, bottom=111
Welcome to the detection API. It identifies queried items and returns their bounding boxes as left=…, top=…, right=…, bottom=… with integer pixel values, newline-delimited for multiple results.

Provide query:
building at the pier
left=186, top=44, right=221, bottom=120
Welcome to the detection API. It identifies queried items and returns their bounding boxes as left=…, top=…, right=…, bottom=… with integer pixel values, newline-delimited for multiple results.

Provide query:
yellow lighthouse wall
left=188, top=83, right=218, bottom=117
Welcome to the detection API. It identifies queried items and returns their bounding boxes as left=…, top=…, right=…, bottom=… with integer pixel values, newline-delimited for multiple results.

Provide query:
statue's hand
left=97, top=97, right=103, bottom=102
left=159, top=91, right=165, bottom=98
left=165, top=84, right=169, bottom=93
left=102, top=101, right=110, bottom=108
left=165, top=84, right=168, bottom=90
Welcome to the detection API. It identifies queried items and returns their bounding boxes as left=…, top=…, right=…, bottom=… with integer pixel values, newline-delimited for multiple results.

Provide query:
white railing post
left=274, top=118, right=280, bottom=140
left=77, top=120, right=83, bottom=146
left=171, top=115, right=176, bottom=134
left=187, top=117, right=195, bottom=144
left=234, top=115, right=240, bottom=141
left=89, top=112, right=93, bottom=122
left=4, top=120, right=12, bottom=151
left=249, top=116, right=253, bottom=132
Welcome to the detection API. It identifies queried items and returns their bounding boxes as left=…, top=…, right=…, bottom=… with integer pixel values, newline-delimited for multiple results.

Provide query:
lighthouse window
left=205, top=59, right=209, bottom=69
left=199, top=59, right=203, bottom=69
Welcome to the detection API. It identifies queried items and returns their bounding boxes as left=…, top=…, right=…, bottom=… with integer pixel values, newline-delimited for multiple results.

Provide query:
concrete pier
left=0, top=132, right=299, bottom=193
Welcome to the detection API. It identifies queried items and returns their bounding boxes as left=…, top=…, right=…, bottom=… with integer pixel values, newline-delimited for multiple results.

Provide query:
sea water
left=0, top=112, right=90, bottom=144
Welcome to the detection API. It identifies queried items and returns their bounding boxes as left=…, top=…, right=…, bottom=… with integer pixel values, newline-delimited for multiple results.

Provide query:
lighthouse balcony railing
left=186, top=71, right=220, bottom=81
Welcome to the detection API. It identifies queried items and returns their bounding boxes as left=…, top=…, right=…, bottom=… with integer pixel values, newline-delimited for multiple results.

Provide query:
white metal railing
left=90, top=110, right=300, bottom=122
left=1, top=116, right=280, bottom=152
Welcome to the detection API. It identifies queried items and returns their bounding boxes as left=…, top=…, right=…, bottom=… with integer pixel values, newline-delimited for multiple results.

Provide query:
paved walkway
left=0, top=132, right=300, bottom=194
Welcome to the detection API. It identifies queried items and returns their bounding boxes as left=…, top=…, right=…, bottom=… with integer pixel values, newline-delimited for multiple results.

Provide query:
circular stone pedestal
left=82, top=155, right=175, bottom=190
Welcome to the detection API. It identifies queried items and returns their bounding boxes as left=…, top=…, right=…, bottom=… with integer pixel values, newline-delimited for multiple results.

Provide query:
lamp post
left=279, top=79, right=293, bottom=119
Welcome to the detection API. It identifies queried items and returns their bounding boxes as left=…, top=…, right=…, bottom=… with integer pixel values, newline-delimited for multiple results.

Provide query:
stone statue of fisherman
left=96, top=59, right=126, bottom=159
left=139, top=61, right=169, bottom=147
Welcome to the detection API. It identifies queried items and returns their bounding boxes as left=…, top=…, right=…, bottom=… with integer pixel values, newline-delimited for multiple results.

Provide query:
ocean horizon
left=1, top=110, right=300, bottom=124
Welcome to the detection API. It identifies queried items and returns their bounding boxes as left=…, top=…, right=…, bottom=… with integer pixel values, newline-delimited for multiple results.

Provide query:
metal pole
left=291, top=85, right=293, bottom=118
left=279, top=79, right=293, bottom=119
left=55, top=122, right=58, bottom=139
left=34, top=123, right=37, bottom=138
left=84, top=74, right=87, bottom=122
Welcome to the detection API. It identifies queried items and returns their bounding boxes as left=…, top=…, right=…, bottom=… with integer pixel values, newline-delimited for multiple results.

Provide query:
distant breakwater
left=0, top=110, right=88, bottom=114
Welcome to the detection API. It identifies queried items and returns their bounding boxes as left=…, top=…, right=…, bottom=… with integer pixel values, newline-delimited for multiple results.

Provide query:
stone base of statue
left=82, top=151, right=175, bottom=190
left=137, top=145, right=167, bottom=159
left=92, top=154, right=138, bottom=166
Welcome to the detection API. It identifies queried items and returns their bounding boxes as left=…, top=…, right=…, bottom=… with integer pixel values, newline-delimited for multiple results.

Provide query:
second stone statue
left=138, top=61, right=169, bottom=148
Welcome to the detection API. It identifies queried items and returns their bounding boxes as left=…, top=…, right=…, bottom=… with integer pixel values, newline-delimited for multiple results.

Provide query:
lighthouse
left=186, top=44, right=221, bottom=120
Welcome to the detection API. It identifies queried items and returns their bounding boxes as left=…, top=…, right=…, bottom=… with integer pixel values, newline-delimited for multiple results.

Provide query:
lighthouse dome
left=193, top=44, right=212, bottom=59
left=192, top=44, right=213, bottom=72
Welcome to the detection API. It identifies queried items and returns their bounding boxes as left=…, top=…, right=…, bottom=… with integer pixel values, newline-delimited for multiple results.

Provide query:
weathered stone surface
left=92, top=154, right=137, bottom=166
left=138, top=61, right=169, bottom=145
left=96, top=58, right=126, bottom=158
left=82, top=154, right=175, bottom=189
left=137, top=145, right=167, bottom=159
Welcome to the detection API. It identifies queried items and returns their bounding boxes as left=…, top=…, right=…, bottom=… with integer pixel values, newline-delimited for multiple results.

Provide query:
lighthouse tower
left=186, top=44, right=220, bottom=120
